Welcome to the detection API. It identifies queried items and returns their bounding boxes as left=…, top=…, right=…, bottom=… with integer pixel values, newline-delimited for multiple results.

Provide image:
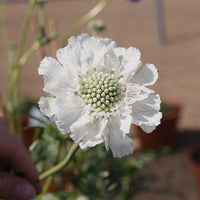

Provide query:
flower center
left=80, top=72, right=123, bottom=112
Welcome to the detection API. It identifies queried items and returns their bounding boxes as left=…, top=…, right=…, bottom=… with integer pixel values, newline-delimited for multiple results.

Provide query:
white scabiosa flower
left=38, top=33, right=162, bottom=158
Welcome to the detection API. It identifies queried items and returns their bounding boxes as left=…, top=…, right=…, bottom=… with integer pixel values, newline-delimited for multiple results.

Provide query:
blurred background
left=0, top=0, right=200, bottom=199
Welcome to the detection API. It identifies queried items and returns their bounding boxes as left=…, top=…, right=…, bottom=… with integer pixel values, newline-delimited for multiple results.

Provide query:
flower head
left=39, top=34, right=162, bottom=158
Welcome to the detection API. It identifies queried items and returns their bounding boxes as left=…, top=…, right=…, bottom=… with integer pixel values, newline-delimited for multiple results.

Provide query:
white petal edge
left=114, top=47, right=141, bottom=62
left=102, top=117, right=134, bottom=158
left=132, top=94, right=162, bottom=133
left=38, top=97, right=58, bottom=117
left=125, top=84, right=154, bottom=104
left=130, top=64, right=158, bottom=86
left=38, top=57, right=61, bottom=76
left=109, top=132, right=134, bottom=158
left=54, top=95, right=84, bottom=134
left=70, top=115, right=105, bottom=148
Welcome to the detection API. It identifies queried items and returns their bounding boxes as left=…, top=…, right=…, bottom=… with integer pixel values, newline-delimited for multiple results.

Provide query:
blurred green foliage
left=25, top=103, right=169, bottom=200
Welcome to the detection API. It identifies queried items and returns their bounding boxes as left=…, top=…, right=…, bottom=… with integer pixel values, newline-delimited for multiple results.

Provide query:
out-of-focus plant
left=31, top=142, right=168, bottom=200
left=0, top=0, right=57, bottom=137
left=0, top=0, right=112, bottom=198
left=87, top=19, right=106, bottom=37
left=0, top=0, right=110, bottom=137
left=0, top=0, right=163, bottom=199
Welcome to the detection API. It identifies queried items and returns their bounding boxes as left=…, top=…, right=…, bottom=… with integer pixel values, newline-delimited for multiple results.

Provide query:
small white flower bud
left=97, top=89, right=102, bottom=94
left=88, top=89, right=92, bottom=93
left=100, top=98, right=105, bottom=103
left=101, top=92, right=106, bottom=97
left=105, top=100, right=109, bottom=105
left=106, top=95, right=110, bottom=100
left=101, top=104, right=106, bottom=109
left=93, top=103, right=97, bottom=108
left=96, top=85, right=101, bottom=89
left=88, top=99, right=93, bottom=104
left=97, top=101, right=101, bottom=107
left=109, top=87, right=113, bottom=91
left=97, top=94, right=101, bottom=99
left=109, top=92, right=113, bottom=96
left=93, top=97, right=97, bottom=102
left=105, top=89, right=109, bottom=93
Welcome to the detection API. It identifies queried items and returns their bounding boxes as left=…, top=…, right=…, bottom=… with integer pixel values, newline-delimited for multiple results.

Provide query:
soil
left=0, top=0, right=200, bottom=199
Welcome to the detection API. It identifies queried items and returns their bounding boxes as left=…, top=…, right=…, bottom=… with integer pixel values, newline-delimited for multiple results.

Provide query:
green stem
left=0, top=1, right=14, bottom=71
left=38, top=4, right=46, bottom=37
left=18, top=40, right=41, bottom=67
left=17, top=0, right=36, bottom=60
left=37, top=176, right=53, bottom=200
left=38, top=142, right=79, bottom=182
left=18, top=32, right=57, bottom=69
left=37, top=141, right=62, bottom=199
left=62, top=0, right=110, bottom=45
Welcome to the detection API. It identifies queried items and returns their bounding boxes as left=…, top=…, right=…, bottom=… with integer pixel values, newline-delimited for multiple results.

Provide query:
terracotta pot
left=188, top=145, right=200, bottom=199
left=131, top=99, right=182, bottom=151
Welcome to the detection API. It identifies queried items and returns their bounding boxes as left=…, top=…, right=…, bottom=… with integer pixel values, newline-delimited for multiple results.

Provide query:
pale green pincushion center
left=80, top=72, right=123, bottom=112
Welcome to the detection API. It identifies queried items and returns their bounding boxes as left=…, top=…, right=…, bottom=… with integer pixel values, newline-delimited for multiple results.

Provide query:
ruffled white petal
left=113, top=47, right=142, bottom=81
left=68, top=34, right=116, bottom=67
left=56, top=43, right=81, bottom=67
left=114, top=47, right=141, bottom=63
left=57, top=41, right=92, bottom=70
left=125, top=84, right=153, bottom=104
left=78, top=35, right=116, bottom=51
left=118, top=60, right=142, bottom=83
left=129, top=64, right=158, bottom=86
left=95, top=51, right=120, bottom=74
left=39, top=57, right=78, bottom=96
left=132, top=93, right=162, bottom=133
left=110, top=134, right=134, bottom=158
left=68, top=33, right=90, bottom=45
left=44, top=71, right=79, bottom=96
left=38, top=97, right=58, bottom=117
left=54, top=95, right=84, bottom=134
left=124, top=47, right=141, bottom=62
left=102, top=116, right=134, bottom=158
left=38, top=57, right=62, bottom=76
left=79, top=132, right=104, bottom=149
left=70, top=112, right=92, bottom=143
left=118, top=113, right=133, bottom=135
left=70, top=113, right=105, bottom=148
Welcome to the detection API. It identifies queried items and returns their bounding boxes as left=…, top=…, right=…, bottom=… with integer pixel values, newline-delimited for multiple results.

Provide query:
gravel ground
left=0, top=0, right=200, bottom=199
left=134, top=130, right=200, bottom=200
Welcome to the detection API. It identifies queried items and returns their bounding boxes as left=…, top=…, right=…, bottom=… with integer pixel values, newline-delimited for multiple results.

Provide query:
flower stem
left=37, top=141, right=63, bottom=199
left=18, top=40, right=41, bottom=67
left=38, top=142, right=79, bottom=182
left=17, top=0, right=36, bottom=60
left=62, top=0, right=110, bottom=45
left=37, top=176, right=53, bottom=200
left=38, top=4, right=46, bottom=37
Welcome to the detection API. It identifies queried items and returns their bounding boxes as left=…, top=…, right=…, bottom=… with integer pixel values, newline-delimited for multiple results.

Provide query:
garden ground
left=0, top=0, right=200, bottom=199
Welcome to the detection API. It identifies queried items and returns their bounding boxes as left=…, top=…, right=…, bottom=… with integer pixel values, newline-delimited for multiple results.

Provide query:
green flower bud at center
left=80, top=72, right=123, bottom=112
